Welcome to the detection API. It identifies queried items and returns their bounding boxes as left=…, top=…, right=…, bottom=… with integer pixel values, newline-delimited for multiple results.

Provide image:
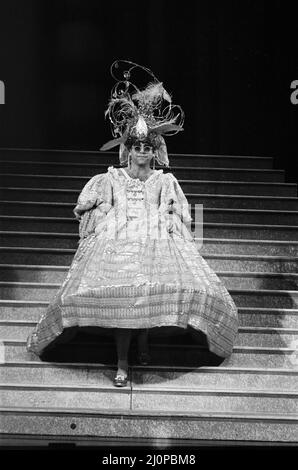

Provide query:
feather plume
left=162, top=88, right=172, bottom=103
left=132, top=82, right=168, bottom=105
left=100, top=135, right=126, bottom=151
left=155, top=137, right=169, bottom=167
left=150, top=123, right=183, bottom=134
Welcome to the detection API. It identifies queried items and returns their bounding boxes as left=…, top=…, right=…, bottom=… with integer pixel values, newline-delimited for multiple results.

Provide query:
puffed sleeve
left=73, top=172, right=113, bottom=240
left=158, top=173, right=192, bottom=224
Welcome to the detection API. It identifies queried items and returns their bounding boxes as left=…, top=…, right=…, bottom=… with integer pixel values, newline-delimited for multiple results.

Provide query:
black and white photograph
left=0, top=0, right=297, bottom=462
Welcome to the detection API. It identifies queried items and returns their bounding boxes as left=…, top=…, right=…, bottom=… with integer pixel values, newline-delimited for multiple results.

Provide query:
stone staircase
left=0, top=148, right=297, bottom=446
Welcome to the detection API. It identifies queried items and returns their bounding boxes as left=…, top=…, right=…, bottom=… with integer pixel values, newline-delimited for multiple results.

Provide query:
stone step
left=1, top=216, right=298, bottom=242
left=2, top=188, right=298, bottom=210
left=0, top=148, right=274, bottom=168
left=237, top=327, right=298, bottom=347
left=2, top=340, right=298, bottom=369
left=188, top=194, right=298, bottom=211
left=1, top=262, right=298, bottom=289
left=1, top=406, right=297, bottom=443
left=0, top=382, right=131, bottom=410
left=1, top=174, right=296, bottom=195
left=1, top=247, right=297, bottom=272
left=1, top=320, right=297, bottom=348
left=2, top=201, right=298, bottom=225
left=1, top=361, right=297, bottom=392
left=0, top=161, right=285, bottom=182
left=130, top=388, right=298, bottom=415
left=231, top=289, right=298, bottom=308
left=202, top=239, right=298, bottom=256
left=0, top=381, right=297, bottom=415
left=239, top=308, right=298, bottom=328
left=204, top=224, right=298, bottom=241
left=219, top=273, right=298, bottom=290
left=0, top=187, right=80, bottom=204
left=204, top=209, right=298, bottom=225
left=1, top=300, right=297, bottom=328
left=1, top=232, right=298, bottom=256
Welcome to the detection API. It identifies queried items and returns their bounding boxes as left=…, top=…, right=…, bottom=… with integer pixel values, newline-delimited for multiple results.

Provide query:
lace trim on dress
left=107, top=165, right=163, bottom=185
left=120, top=167, right=162, bottom=184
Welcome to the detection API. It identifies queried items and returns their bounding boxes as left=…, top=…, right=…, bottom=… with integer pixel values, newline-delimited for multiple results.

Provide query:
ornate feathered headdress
left=100, top=60, right=184, bottom=167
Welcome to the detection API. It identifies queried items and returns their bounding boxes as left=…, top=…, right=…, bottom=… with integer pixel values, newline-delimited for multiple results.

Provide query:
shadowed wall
left=0, top=0, right=297, bottom=180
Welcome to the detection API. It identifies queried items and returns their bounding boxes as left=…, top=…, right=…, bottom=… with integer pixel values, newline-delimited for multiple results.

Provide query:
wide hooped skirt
left=27, top=229, right=238, bottom=359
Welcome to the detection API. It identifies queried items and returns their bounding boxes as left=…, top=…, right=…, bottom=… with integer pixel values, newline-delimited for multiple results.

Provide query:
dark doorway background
left=0, top=0, right=297, bottom=181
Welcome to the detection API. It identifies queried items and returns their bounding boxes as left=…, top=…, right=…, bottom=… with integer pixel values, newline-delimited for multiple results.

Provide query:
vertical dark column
left=266, top=0, right=298, bottom=181
left=0, top=0, right=45, bottom=147
left=216, top=1, right=268, bottom=157
left=146, top=2, right=220, bottom=155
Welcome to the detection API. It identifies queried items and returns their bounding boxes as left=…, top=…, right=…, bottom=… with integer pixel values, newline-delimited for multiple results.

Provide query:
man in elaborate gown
left=27, top=60, right=238, bottom=387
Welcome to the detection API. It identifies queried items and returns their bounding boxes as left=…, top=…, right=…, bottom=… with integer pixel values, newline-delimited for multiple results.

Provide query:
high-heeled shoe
left=113, top=373, right=128, bottom=387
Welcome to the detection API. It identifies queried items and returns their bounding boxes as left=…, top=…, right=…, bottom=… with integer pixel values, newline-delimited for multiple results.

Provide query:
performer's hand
left=73, top=209, right=82, bottom=221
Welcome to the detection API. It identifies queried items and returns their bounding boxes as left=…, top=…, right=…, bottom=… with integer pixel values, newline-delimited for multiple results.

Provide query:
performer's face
left=130, top=142, right=155, bottom=165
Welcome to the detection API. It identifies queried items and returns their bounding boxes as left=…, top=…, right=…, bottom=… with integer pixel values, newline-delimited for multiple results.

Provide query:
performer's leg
left=137, top=328, right=150, bottom=365
left=114, top=328, right=132, bottom=385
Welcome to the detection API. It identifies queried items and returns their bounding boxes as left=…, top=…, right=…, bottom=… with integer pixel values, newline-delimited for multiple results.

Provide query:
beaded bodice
left=108, top=166, right=164, bottom=220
